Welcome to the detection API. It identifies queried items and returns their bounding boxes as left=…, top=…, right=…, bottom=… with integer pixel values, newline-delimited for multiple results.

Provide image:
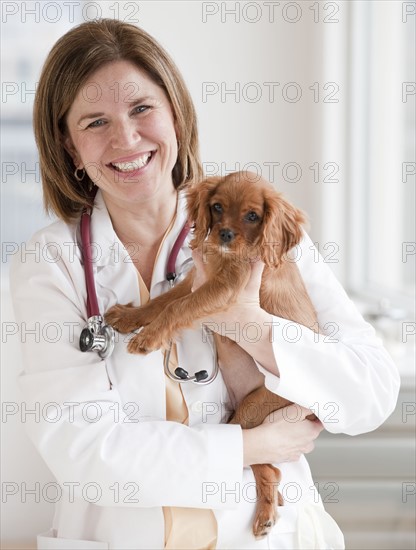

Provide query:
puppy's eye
left=212, top=203, right=223, bottom=213
left=245, top=211, right=260, bottom=222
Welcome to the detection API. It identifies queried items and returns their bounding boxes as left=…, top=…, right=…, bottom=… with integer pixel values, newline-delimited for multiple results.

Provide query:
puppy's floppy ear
left=259, top=188, right=306, bottom=268
left=186, top=176, right=223, bottom=249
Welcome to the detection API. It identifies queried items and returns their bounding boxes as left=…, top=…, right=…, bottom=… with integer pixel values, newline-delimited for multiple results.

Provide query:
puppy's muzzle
left=219, top=228, right=235, bottom=244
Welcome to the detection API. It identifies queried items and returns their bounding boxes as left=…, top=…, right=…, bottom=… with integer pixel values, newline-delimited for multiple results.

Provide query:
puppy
left=106, top=171, right=319, bottom=538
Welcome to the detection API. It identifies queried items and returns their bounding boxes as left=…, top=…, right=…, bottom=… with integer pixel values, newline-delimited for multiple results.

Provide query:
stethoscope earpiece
left=173, top=367, right=210, bottom=383
left=174, top=367, right=190, bottom=380
left=195, top=370, right=209, bottom=382
left=164, top=324, right=218, bottom=385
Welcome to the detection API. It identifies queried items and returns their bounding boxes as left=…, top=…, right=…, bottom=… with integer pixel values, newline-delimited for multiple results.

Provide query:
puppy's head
left=186, top=171, right=306, bottom=267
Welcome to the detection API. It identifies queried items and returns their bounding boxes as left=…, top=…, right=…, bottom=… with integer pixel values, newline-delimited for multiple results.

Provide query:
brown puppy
left=105, top=171, right=319, bottom=538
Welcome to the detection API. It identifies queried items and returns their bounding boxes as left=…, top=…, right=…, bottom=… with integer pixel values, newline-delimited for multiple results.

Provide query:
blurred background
left=1, top=1, right=415, bottom=548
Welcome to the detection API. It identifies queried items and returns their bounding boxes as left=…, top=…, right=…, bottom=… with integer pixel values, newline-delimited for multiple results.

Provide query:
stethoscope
left=78, top=202, right=219, bottom=385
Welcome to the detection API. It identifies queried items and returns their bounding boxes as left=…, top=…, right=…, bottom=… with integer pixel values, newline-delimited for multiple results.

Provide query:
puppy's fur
left=106, top=171, right=319, bottom=538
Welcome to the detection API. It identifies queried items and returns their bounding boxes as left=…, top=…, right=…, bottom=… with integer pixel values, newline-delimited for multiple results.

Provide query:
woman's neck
left=102, top=186, right=179, bottom=289
left=103, top=188, right=178, bottom=249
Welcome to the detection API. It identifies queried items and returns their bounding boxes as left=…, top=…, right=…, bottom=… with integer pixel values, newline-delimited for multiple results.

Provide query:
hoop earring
left=74, top=168, right=85, bottom=182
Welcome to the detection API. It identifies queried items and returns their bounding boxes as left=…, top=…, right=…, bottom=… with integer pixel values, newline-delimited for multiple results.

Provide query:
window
left=1, top=10, right=76, bottom=281
left=347, top=1, right=415, bottom=315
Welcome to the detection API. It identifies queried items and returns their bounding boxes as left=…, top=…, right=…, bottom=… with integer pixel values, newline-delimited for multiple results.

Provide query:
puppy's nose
left=219, top=228, right=235, bottom=243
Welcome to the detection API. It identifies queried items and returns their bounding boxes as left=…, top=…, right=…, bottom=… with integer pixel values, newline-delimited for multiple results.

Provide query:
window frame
left=345, top=0, right=415, bottom=316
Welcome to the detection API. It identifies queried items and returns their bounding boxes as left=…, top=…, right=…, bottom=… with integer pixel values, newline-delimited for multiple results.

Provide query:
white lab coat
left=10, top=190, right=400, bottom=550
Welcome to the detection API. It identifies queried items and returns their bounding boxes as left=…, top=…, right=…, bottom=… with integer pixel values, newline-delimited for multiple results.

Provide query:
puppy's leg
left=228, top=386, right=292, bottom=538
left=251, top=463, right=281, bottom=539
left=105, top=271, right=194, bottom=333
left=215, top=336, right=265, bottom=413
left=229, top=386, right=292, bottom=428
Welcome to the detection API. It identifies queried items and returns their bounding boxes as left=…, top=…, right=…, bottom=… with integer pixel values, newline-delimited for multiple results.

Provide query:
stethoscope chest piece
left=80, top=315, right=115, bottom=359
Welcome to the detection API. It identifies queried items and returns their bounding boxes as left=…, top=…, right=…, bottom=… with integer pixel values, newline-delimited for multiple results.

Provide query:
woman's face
left=65, top=60, right=178, bottom=208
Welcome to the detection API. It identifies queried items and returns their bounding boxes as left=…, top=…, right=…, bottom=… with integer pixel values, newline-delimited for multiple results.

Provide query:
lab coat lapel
left=89, top=190, right=141, bottom=308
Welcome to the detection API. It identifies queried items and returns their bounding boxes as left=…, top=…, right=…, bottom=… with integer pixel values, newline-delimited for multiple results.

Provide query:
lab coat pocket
left=37, top=529, right=109, bottom=550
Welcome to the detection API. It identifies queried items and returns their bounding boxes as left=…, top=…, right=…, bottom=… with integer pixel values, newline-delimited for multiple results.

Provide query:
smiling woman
left=64, top=61, right=179, bottom=210
left=33, top=19, right=203, bottom=224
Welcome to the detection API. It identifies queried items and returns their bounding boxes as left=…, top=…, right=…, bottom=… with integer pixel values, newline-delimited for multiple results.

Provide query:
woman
left=10, top=18, right=399, bottom=549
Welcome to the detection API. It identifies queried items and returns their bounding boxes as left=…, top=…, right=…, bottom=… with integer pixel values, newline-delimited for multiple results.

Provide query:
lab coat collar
left=89, top=190, right=120, bottom=268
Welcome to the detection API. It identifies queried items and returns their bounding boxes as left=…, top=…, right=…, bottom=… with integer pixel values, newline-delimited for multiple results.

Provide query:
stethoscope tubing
left=81, top=207, right=100, bottom=318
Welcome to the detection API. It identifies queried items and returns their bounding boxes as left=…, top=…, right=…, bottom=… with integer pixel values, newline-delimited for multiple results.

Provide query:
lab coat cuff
left=260, top=314, right=319, bottom=399
left=195, top=423, right=244, bottom=509
left=255, top=360, right=282, bottom=394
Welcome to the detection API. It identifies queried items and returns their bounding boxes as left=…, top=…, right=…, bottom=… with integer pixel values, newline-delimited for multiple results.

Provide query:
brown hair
left=33, top=18, right=203, bottom=222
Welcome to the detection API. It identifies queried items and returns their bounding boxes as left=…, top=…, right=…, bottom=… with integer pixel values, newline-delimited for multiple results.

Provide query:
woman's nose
left=110, top=119, right=141, bottom=149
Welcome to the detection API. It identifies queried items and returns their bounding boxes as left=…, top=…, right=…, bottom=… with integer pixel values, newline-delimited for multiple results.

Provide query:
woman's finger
left=236, top=258, right=265, bottom=305
left=245, top=259, right=265, bottom=293
left=265, top=403, right=317, bottom=423
left=191, top=249, right=207, bottom=291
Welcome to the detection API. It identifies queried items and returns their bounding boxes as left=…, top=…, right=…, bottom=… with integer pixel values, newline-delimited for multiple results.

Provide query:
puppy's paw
left=127, top=333, right=152, bottom=355
left=253, top=505, right=278, bottom=539
left=127, top=327, right=166, bottom=355
left=105, top=303, right=140, bottom=334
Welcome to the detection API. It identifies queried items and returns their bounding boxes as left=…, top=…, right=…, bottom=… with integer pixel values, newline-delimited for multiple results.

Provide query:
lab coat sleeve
left=9, top=229, right=243, bottom=510
left=257, top=232, right=401, bottom=436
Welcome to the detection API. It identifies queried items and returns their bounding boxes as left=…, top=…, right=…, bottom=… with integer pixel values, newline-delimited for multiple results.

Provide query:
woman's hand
left=191, top=248, right=265, bottom=321
left=191, top=250, right=280, bottom=375
left=242, top=404, right=323, bottom=467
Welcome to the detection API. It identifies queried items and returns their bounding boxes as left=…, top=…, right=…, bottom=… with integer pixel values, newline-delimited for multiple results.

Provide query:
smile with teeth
left=110, top=152, right=152, bottom=172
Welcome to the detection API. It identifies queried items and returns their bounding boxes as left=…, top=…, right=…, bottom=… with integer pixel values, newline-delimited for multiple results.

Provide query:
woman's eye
left=245, top=211, right=260, bottom=222
left=86, top=106, right=150, bottom=128
left=212, top=203, right=223, bottom=213
left=133, top=105, right=150, bottom=114
left=87, top=119, right=106, bottom=128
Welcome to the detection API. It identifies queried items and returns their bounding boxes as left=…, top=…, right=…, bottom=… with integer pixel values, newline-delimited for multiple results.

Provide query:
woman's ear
left=186, top=176, right=222, bottom=249
left=259, top=189, right=306, bottom=268
left=62, top=133, right=82, bottom=168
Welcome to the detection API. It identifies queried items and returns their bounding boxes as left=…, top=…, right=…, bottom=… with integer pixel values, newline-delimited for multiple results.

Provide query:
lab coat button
left=191, top=401, right=203, bottom=413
